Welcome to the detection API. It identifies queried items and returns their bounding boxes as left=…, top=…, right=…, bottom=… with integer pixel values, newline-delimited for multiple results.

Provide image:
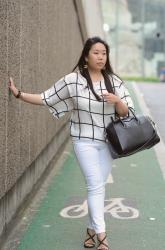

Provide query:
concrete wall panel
left=0, top=0, right=104, bottom=243
left=6, top=0, right=21, bottom=192
left=0, top=0, right=7, bottom=197
left=0, top=0, right=85, bottom=199
left=82, top=0, right=105, bottom=38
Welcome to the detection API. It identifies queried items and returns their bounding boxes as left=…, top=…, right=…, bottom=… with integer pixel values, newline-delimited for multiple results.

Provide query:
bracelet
left=16, top=90, right=21, bottom=98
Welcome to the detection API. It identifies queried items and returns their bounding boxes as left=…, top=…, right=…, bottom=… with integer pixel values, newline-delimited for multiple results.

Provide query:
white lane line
left=107, top=173, right=114, bottom=183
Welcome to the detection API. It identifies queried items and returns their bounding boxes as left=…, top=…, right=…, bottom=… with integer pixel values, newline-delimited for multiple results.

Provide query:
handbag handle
left=128, top=108, right=138, bottom=120
left=111, top=108, right=138, bottom=127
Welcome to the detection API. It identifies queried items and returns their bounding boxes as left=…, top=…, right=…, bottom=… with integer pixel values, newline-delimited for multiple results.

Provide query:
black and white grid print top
left=41, top=71, right=134, bottom=142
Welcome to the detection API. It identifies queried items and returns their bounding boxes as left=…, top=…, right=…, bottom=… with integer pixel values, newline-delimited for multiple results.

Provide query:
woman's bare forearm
left=20, top=92, right=43, bottom=105
left=115, top=100, right=129, bottom=117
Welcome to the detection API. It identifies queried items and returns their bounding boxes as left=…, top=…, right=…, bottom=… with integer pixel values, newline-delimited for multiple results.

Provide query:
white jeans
left=72, top=138, right=113, bottom=234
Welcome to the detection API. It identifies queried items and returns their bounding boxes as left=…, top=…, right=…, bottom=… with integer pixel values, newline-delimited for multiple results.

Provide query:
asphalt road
left=138, top=82, right=165, bottom=144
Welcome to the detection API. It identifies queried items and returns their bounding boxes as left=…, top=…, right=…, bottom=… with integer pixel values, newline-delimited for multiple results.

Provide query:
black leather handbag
left=106, top=110, right=160, bottom=159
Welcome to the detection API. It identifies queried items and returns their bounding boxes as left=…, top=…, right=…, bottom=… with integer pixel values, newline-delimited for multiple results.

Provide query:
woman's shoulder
left=64, top=71, right=85, bottom=83
left=111, top=74, right=123, bottom=82
left=64, top=71, right=86, bottom=86
left=110, top=74, right=124, bottom=87
left=64, top=72, right=77, bottom=82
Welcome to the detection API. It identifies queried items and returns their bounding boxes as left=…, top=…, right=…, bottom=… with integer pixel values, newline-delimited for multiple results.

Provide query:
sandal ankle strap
left=97, top=233, right=109, bottom=249
left=85, top=228, right=96, bottom=243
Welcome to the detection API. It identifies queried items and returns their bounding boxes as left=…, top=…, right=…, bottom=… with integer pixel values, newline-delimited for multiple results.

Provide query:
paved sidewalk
left=4, top=82, right=165, bottom=250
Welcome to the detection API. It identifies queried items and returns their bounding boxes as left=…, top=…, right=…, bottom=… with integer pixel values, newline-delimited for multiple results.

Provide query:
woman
left=8, top=37, right=134, bottom=250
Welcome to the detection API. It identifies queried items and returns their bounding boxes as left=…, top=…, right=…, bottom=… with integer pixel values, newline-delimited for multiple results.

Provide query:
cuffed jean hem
left=87, top=220, right=106, bottom=234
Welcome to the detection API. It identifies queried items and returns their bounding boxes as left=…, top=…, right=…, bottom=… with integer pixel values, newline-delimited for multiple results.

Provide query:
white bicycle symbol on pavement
left=60, top=198, right=139, bottom=219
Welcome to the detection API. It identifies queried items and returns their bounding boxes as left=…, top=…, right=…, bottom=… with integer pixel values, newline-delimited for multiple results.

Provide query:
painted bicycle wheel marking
left=60, top=198, right=139, bottom=219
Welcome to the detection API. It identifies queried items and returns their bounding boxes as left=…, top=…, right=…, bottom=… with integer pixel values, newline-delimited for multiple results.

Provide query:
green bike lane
left=17, top=83, right=165, bottom=250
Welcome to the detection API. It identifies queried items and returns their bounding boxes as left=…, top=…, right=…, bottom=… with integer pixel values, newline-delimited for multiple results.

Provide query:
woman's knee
left=87, top=178, right=105, bottom=195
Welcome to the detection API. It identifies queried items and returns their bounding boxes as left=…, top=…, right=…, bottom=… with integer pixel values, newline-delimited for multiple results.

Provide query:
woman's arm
left=8, top=77, right=43, bottom=105
left=101, top=93, right=128, bottom=116
left=20, top=92, right=43, bottom=105
left=115, top=98, right=128, bottom=116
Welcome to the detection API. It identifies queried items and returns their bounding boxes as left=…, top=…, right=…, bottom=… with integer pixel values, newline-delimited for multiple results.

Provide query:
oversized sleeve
left=40, top=76, right=74, bottom=119
left=112, top=75, right=135, bottom=112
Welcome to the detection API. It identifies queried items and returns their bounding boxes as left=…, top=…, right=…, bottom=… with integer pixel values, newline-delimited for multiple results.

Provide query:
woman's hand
left=100, top=93, right=121, bottom=104
left=8, top=77, right=43, bottom=105
left=8, top=77, right=19, bottom=97
left=101, top=92, right=128, bottom=116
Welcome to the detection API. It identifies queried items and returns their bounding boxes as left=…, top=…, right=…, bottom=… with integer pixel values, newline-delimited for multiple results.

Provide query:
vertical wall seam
left=5, top=0, right=9, bottom=192
left=38, top=0, right=40, bottom=82
left=4, top=0, right=9, bottom=228
left=73, top=0, right=86, bottom=43
left=19, top=0, right=22, bottom=174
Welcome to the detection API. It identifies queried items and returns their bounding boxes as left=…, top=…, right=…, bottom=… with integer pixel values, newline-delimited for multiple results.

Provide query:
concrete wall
left=81, top=0, right=105, bottom=38
left=0, top=0, right=104, bottom=244
left=0, top=0, right=86, bottom=242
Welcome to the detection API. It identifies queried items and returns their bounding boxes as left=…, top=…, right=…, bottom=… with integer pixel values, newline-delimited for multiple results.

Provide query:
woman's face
left=85, top=42, right=107, bottom=71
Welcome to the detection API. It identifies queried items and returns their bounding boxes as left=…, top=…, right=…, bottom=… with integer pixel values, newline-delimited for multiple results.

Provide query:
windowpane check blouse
left=41, top=72, right=134, bottom=142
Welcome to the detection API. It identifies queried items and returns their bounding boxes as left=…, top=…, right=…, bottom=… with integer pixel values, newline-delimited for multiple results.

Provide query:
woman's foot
left=97, top=232, right=109, bottom=250
left=84, top=228, right=96, bottom=248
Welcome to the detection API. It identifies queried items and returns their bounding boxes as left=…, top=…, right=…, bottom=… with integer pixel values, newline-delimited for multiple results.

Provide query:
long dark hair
left=73, top=37, right=115, bottom=101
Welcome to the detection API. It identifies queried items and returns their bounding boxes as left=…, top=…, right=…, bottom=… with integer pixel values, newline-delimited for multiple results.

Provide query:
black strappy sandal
left=84, top=228, right=96, bottom=248
left=97, top=233, right=109, bottom=250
